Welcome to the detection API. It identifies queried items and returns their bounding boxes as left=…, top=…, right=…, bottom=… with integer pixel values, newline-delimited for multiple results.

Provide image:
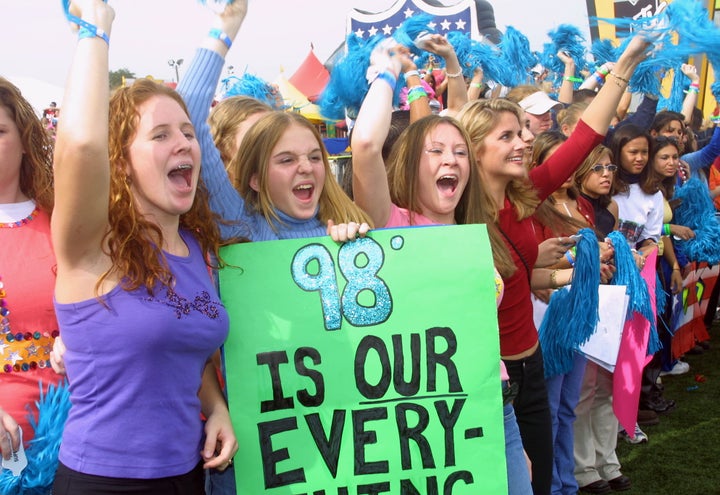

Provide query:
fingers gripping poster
left=219, top=225, right=507, bottom=494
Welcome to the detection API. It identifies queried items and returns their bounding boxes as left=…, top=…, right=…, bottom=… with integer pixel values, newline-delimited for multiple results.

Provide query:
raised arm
left=680, top=64, right=700, bottom=125
left=177, top=1, right=251, bottom=241
left=556, top=51, right=577, bottom=105
left=52, top=0, right=114, bottom=296
left=351, top=41, right=402, bottom=227
left=419, top=35, right=467, bottom=115
left=581, top=36, right=651, bottom=135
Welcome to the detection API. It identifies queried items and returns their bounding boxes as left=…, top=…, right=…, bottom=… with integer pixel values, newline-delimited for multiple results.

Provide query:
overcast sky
left=1, top=0, right=590, bottom=107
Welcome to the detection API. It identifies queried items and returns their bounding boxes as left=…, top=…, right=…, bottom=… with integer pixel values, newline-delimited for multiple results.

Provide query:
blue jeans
left=546, top=353, right=587, bottom=495
left=205, top=465, right=236, bottom=495
left=504, top=346, right=554, bottom=495
left=505, top=398, right=534, bottom=495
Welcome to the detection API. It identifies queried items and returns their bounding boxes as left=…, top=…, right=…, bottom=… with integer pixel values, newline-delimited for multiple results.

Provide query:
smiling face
left=250, top=122, right=325, bottom=220
left=415, top=122, right=471, bottom=224
left=619, top=136, right=649, bottom=175
left=126, top=95, right=200, bottom=223
left=581, top=152, right=614, bottom=198
left=652, top=142, right=680, bottom=178
left=476, top=111, right=527, bottom=185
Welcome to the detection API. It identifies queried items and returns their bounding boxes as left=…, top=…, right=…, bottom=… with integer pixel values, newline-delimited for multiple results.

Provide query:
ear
left=249, top=173, right=260, bottom=192
left=649, top=129, right=658, bottom=137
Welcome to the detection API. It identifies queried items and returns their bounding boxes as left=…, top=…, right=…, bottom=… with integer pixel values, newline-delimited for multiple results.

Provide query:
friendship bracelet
left=209, top=28, right=232, bottom=49
left=445, top=67, right=463, bottom=78
left=371, top=70, right=397, bottom=90
left=406, top=86, right=428, bottom=104
left=63, top=0, right=110, bottom=44
left=77, top=24, right=110, bottom=44
left=404, top=69, right=420, bottom=79
left=563, top=76, right=583, bottom=83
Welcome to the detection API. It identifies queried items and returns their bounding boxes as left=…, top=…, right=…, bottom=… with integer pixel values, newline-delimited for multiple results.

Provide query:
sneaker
left=659, top=360, right=690, bottom=376
left=618, top=424, right=648, bottom=444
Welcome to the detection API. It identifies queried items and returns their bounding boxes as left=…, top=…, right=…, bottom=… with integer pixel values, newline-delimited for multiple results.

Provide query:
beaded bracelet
left=209, top=28, right=232, bottom=49
left=445, top=67, right=463, bottom=78
left=550, top=269, right=560, bottom=290
left=608, top=71, right=630, bottom=85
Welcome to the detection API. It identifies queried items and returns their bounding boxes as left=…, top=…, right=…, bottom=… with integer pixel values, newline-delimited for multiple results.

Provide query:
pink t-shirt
left=384, top=204, right=509, bottom=380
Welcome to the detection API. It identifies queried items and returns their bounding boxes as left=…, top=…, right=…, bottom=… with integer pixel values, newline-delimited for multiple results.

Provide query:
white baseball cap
left=518, top=91, right=562, bottom=115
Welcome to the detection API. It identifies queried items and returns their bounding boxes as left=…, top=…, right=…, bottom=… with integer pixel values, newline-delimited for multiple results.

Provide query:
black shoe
left=608, top=474, right=631, bottom=491
left=637, top=409, right=660, bottom=426
left=579, top=479, right=612, bottom=494
left=640, top=395, right=676, bottom=413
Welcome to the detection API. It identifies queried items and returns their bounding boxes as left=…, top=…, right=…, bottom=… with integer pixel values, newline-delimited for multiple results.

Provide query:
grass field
left=614, top=325, right=720, bottom=494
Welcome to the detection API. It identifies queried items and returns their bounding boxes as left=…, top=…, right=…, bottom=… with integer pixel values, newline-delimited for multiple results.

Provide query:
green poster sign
left=219, top=224, right=507, bottom=494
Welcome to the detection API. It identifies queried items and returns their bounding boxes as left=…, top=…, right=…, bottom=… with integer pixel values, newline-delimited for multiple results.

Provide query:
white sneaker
left=618, top=424, right=649, bottom=444
left=660, top=360, right=690, bottom=376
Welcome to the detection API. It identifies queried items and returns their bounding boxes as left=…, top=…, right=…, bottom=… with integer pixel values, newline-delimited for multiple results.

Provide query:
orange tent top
left=288, top=50, right=330, bottom=103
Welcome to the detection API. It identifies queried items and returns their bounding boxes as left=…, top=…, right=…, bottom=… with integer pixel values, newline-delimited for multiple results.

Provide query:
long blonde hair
left=232, top=111, right=372, bottom=228
left=386, top=114, right=516, bottom=278
left=104, top=79, right=223, bottom=294
left=457, top=98, right=540, bottom=221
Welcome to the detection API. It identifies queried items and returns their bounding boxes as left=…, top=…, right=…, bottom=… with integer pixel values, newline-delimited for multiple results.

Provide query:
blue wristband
left=372, top=71, right=397, bottom=90
left=564, top=250, right=575, bottom=267
left=209, top=28, right=232, bottom=49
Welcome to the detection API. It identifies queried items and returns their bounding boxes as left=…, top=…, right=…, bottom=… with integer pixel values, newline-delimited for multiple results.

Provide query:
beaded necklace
left=0, top=276, right=9, bottom=333
left=0, top=206, right=40, bottom=229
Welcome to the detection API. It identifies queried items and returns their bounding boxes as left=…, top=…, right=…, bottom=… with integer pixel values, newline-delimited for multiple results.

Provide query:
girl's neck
left=580, top=189, right=599, bottom=200
left=0, top=183, right=29, bottom=205
left=551, top=188, right=571, bottom=203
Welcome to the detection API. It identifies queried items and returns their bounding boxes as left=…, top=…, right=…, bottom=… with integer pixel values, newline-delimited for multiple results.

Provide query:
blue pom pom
left=498, top=26, right=538, bottom=87
left=220, top=73, right=281, bottom=109
left=0, top=381, right=71, bottom=495
left=673, top=178, right=720, bottom=264
left=539, top=228, right=600, bottom=378
left=393, top=13, right=435, bottom=55
left=540, top=24, right=589, bottom=89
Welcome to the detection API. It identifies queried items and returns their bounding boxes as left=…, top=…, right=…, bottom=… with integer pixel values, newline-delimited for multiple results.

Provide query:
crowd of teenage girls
left=2, top=1, right=720, bottom=495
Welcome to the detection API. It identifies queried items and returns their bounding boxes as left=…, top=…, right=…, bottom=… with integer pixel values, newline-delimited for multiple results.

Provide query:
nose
left=297, top=155, right=313, bottom=173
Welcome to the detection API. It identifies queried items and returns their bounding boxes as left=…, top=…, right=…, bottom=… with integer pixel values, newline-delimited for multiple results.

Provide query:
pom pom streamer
left=220, top=73, right=281, bottom=109
left=498, top=26, right=538, bottom=87
left=540, top=24, right=589, bottom=89
left=673, top=178, right=720, bottom=264
left=392, top=13, right=436, bottom=56
left=197, top=0, right=234, bottom=14
left=538, top=228, right=600, bottom=378
left=607, top=231, right=660, bottom=355
left=0, top=381, right=71, bottom=495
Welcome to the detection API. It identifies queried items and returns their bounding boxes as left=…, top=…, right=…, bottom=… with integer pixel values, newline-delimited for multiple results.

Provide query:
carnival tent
left=5, top=75, right=64, bottom=117
left=288, top=49, right=330, bottom=103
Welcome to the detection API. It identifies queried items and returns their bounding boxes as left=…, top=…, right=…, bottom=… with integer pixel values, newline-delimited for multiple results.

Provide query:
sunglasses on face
left=590, top=164, right=618, bottom=173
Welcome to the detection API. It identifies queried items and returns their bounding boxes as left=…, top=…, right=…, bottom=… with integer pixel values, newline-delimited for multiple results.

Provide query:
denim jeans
left=504, top=346, right=554, bottom=495
left=504, top=398, right=534, bottom=495
left=546, top=353, right=587, bottom=495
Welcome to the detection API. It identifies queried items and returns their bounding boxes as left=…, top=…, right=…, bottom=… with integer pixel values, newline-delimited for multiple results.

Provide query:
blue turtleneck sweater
left=178, top=48, right=327, bottom=242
